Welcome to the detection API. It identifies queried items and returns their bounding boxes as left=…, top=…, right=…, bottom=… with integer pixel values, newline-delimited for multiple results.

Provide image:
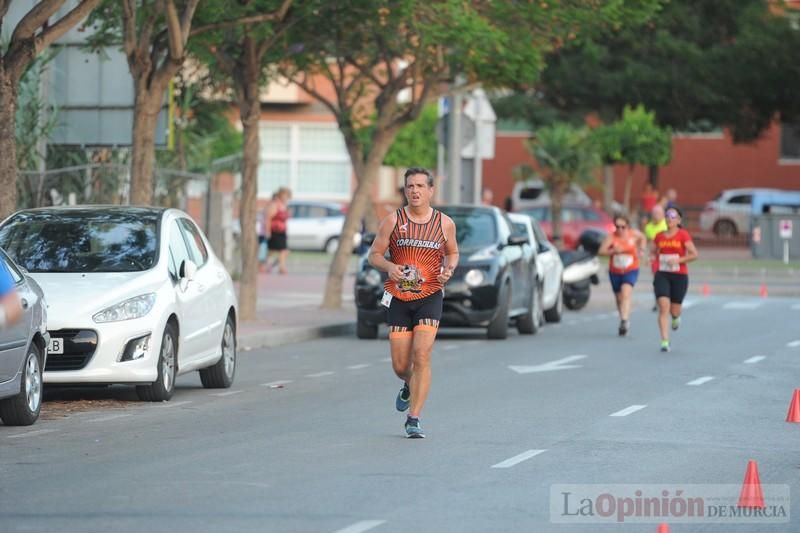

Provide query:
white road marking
left=261, top=380, right=293, bottom=388
left=7, top=429, right=57, bottom=439
left=509, top=355, right=587, bottom=374
left=347, top=364, right=371, bottom=370
left=744, top=356, right=766, bottom=364
left=682, top=299, right=699, bottom=309
left=610, top=405, right=647, bottom=417
left=212, top=390, right=243, bottom=397
left=86, top=413, right=132, bottom=423
left=306, top=371, right=335, bottom=378
left=380, top=357, right=392, bottom=363
left=162, top=400, right=192, bottom=408
left=491, top=449, right=547, bottom=469
left=787, top=340, right=800, bottom=348
left=687, top=376, right=715, bottom=386
left=332, top=520, right=386, bottom=533
left=723, top=301, right=763, bottom=310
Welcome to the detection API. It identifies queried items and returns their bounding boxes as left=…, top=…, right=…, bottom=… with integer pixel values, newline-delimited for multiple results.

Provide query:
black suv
left=355, top=205, right=540, bottom=340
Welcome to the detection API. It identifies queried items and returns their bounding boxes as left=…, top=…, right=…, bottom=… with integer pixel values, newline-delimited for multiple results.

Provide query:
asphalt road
left=2, top=294, right=800, bottom=533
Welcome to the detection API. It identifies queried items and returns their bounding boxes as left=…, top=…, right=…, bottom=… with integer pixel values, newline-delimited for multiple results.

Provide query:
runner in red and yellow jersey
left=651, top=206, right=699, bottom=352
left=599, top=213, right=647, bottom=337
left=369, top=167, right=459, bottom=438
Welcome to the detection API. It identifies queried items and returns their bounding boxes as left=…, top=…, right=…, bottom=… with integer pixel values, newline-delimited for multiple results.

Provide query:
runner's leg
left=389, top=328, right=413, bottom=382
left=408, top=323, right=437, bottom=418
left=657, top=297, right=671, bottom=342
left=619, top=283, right=633, bottom=321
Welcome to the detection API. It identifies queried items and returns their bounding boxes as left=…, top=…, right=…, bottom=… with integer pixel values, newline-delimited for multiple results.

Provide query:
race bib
left=612, top=254, right=634, bottom=270
left=381, top=291, right=393, bottom=308
left=659, top=254, right=680, bottom=273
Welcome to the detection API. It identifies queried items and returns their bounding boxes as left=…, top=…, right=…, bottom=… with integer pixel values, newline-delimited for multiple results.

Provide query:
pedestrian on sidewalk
left=599, top=213, right=647, bottom=336
left=266, top=187, right=291, bottom=275
left=368, top=167, right=459, bottom=439
left=0, top=258, right=22, bottom=330
left=651, top=206, right=698, bottom=352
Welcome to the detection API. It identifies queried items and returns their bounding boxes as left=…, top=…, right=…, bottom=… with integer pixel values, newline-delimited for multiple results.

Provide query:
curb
left=238, top=321, right=355, bottom=351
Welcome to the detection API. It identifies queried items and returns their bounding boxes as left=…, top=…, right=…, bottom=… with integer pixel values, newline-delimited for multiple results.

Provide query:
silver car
left=0, top=248, right=48, bottom=426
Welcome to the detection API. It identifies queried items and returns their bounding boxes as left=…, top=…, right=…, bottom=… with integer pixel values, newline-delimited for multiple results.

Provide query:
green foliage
left=591, top=105, right=672, bottom=167
left=515, top=123, right=601, bottom=189
left=15, top=53, right=58, bottom=171
left=356, top=104, right=437, bottom=170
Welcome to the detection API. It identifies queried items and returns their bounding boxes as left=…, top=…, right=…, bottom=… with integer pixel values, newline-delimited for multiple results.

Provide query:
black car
left=355, top=205, right=540, bottom=340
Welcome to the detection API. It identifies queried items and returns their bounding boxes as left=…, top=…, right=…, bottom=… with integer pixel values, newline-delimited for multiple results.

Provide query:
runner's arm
left=598, top=235, right=615, bottom=256
left=680, top=240, right=699, bottom=264
left=368, top=213, right=403, bottom=281
left=0, top=266, right=21, bottom=328
left=438, top=215, right=459, bottom=283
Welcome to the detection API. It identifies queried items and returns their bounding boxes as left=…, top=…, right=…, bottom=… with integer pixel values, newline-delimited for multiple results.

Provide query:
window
left=258, top=160, right=290, bottom=199
left=296, top=162, right=349, bottom=195
left=299, top=126, right=346, bottom=156
left=168, top=221, right=192, bottom=279
left=178, top=218, right=209, bottom=266
left=727, top=195, right=752, bottom=205
left=306, top=205, right=330, bottom=218
left=261, top=125, right=291, bottom=155
left=781, top=122, right=800, bottom=160
left=519, top=187, right=544, bottom=200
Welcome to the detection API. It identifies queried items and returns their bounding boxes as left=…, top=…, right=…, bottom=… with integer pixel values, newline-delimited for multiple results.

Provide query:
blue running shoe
left=405, top=416, right=425, bottom=439
left=395, top=382, right=410, bottom=412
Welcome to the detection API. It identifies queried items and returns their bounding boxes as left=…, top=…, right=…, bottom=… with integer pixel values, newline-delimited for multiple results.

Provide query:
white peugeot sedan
left=0, top=207, right=238, bottom=402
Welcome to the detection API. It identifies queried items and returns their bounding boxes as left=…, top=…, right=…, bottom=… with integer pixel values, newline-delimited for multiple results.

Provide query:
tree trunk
left=235, top=54, right=261, bottom=321
left=130, top=86, right=163, bottom=205
left=602, top=164, right=614, bottom=214
left=0, top=66, right=19, bottom=220
left=623, top=165, right=634, bottom=215
left=550, top=178, right=565, bottom=248
left=648, top=164, right=659, bottom=189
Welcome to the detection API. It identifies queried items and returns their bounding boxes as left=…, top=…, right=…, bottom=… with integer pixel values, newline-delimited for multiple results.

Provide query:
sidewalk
left=236, top=254, right=358, bottom=350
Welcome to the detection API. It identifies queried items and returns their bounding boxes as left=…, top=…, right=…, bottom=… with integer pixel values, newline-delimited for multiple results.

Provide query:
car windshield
left=0, top=210, right=160, bottom=273
left=440, top=209, right=497, bottom=248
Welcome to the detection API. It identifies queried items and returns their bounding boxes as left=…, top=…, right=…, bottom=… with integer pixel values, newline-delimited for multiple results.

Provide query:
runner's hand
left=437, top=265, right=455, bottom=283
left=387, top=263, right=404, bottom=282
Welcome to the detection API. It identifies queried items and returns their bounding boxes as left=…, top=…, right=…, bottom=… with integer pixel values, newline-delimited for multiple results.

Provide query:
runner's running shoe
left=671, top=316, right=681, bottom=331
left=405, top=416, right=425, bottom=439
left=660, top=340, right=671, bottom=352
left=618, top=320, right=629, bottom=337
left=395, top=382, right=410, bottom=412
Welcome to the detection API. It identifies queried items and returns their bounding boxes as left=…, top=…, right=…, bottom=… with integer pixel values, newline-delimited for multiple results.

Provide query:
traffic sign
left=779, top=220, right=793, bottom=239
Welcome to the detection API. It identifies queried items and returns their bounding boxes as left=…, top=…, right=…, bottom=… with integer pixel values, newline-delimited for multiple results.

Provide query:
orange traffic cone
left=738, top=460, right=765, bottom=508
left=787, top=389, right=800, bottom=423
left=657, top=523, right=670, bottom=533
left=759, top=283, right=768, bottom=298
left=702, top=283, right=710, bottom=297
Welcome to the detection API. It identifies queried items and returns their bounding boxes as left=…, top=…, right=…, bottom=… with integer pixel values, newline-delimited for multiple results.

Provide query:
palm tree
left=514, top=122, right=601, bottom=247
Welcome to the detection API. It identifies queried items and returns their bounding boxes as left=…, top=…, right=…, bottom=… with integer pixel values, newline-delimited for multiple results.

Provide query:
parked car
left=520, top=205, right=615, bottom=249
left=700, top=188, right=783, bottom=237
left=287, top=200, right=361, bottom=253
left=355, top=205, right=538, bottom=340
left=0, top=207, right=238, bottom=402
left=509, top=179, right=592, bottom=212
left=509, top=213, right=565, bottom=322
left=0, top=248, right=48, bottom=426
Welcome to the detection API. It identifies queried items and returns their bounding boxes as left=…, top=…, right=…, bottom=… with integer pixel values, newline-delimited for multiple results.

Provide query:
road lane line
left=380, top=357, right=392, bottom=363
left=261, top=380, right=293, bottom=388
left=682, top=299, right=698, bottom=309
left=687, top=376, right=715, bottom=386
left=7, top=429, right=57, bottom=439
left=162, top=400, right=192, bottom=408
left=787, top=340, right=800, bottom=348
left=491, top=449, right=547, bottom=469
left=723, top=301, right=763, bottom=310
left=347, top=364, right=371, bottom=370
left=744, top=356, right=766, bottom=364
left=306, top=371, right=335, bottom=378
left=212, top=390, right=243, bottom=397
left=86, top=413, right=133, bottom=423
left=610, top=405, right=647, bottom=417
left=332, top=520, right=386, bottom=533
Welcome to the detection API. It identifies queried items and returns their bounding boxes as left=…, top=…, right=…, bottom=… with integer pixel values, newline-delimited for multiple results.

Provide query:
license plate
left=48, top=337, right=64, bottom=355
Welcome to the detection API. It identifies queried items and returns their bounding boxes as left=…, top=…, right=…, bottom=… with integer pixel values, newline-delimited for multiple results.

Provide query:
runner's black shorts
left=387, top=291, right=443, bottom=331
left=653, top=271, right=689, bottom=304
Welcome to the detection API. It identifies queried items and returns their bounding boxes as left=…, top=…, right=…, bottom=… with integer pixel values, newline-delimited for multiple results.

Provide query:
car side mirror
left=508, top=234, right=529, bottom=246
left=362, top=232, right=376, bottom=246
left=180, top=260, right=197, bottom=281
left=538, top=243, right=549, bottom=254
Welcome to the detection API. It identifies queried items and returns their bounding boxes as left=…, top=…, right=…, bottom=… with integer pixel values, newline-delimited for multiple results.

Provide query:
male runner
left=369, top=167, right=458, bottom=438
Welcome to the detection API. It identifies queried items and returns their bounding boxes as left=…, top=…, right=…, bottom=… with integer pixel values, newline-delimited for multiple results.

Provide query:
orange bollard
left=738, top=460, right=765, bottom=508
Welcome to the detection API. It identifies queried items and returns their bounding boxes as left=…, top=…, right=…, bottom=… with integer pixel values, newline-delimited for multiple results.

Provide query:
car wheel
left=714, top=219, right=737, bottom=238
left=516, top=282, right=541, bottom=335
left=356, top=319, right=379, bottom=339
left=200, top=315, right=236, bottom=389
left=0, top=343, right=43, bottom=426
left=564, top=286, right=590, bottom=311
left=544, top=282, right=564, bottom=323
left=137, top=323, right=177, bottom=402
left=325, top=237, right=340, bottom=254
left=487, top=283, right=511, bottom=340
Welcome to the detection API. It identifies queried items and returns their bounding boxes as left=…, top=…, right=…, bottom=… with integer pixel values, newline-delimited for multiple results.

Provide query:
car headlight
left=93, top=293, right=157, bottom=323
left=464, top=269, right=485, bottom=287
left=363, top=268, right=382, bottom=287
left=468, top=246, right=498, bottom=261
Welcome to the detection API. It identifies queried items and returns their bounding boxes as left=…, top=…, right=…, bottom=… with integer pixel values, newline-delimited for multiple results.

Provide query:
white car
left=699, top=188, right=783, bottom=237
left=0, top=207, right=238, bottom=402
left=509, top=213, right=565, bottom=322
left=287, top=200, right=362, bottom=253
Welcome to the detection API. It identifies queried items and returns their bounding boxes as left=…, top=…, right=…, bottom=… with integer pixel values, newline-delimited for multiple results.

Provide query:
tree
left=514, top=123, right=601, bottom=247
left=190, top=0, right=293, bottom=321
left=0, top=0, right=101, bottom=219
left=592, top=105, right=671, bottom=212
left=284, top=0, right=659, bottom=309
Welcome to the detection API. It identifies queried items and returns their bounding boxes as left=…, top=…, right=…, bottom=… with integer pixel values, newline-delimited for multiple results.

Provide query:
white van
left=508, top=179, right=591, bottom=212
